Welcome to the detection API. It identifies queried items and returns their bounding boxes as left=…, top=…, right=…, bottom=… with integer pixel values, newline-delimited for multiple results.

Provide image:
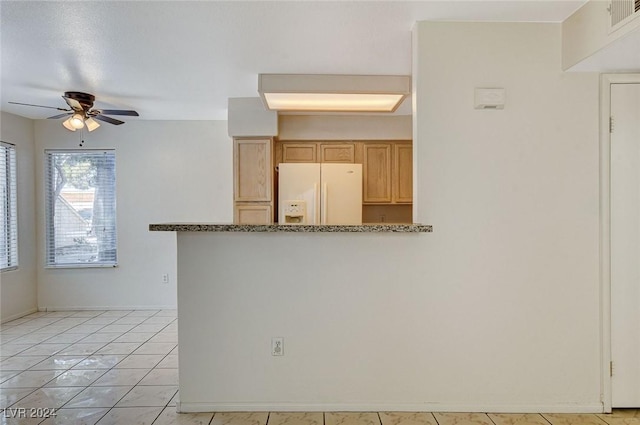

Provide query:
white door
left=320, top=164, right=362, bottom=225
left=278, top=163, right=320, bottom=224
left=611, top=83, right=640, bottom=407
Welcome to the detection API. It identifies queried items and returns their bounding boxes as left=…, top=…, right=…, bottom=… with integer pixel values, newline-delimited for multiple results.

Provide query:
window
left=1, top=142, right=18, bottom=271
left=45, top=150, right=117, bottom=267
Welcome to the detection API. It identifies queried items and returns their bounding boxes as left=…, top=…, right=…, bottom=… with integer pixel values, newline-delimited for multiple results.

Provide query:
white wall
left=176, top=22, right=603, bottom=413
left=34, top=120, right=232, bottom=310
left=278, top=115, right=412, bottom=140
left=0, top=112, right=38, bottom=322
left=413, top=22, right=601, bottom=409
left=228, top=97, right=278, bottom=137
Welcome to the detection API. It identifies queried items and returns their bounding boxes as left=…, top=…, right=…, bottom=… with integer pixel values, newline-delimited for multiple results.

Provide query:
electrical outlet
left=162, top=274, right=169, bottom=284
left=271, top=337, right=284, bottom=356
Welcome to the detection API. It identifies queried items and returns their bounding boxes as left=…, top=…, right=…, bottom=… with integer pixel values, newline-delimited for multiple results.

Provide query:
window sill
left=45, top=264, right=118, bottom=269
left=1, top=266, right=19, bottom=273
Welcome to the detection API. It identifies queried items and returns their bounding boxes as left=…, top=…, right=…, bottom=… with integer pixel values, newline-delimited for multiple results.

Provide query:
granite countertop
left=149, top=223, right=432, bottom=233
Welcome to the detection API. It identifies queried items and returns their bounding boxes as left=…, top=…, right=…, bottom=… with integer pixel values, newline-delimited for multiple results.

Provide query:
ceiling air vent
left=610, top=0, right=639, bottom=31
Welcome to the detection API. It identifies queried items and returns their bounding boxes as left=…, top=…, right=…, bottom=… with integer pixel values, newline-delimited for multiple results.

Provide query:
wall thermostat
left=474, top=88, right=506, bottom=109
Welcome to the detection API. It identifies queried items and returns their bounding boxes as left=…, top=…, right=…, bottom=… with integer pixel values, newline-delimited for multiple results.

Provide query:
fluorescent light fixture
left=263, top=93, right=405, bottom=112
left=259, top=74, right=410, bottom=113
left=85, top=117, right=100, bottom=132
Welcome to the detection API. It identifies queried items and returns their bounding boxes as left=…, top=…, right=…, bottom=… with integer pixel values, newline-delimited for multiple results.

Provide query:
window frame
left=44, top=149, right=118, bottom=269
left=0, top=141, right=18, bottom=272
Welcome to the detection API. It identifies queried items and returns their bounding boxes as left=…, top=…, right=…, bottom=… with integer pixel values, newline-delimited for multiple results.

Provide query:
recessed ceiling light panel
left=259, top=74, right=410, bottom=113
left=263, top=93, right=405, bottom=112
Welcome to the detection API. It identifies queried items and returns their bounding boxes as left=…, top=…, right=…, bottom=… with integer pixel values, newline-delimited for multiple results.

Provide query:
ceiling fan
left=9, top=91, right=139, bottom=132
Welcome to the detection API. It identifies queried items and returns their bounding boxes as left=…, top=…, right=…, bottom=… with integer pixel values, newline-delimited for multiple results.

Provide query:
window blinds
left=45, top=150, right=117, bottom=267
left=0, top=142, right=18, bottom=270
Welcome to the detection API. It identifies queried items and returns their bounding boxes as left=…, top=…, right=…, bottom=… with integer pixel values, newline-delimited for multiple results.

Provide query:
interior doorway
left=610, top=81, right=640, bottom=408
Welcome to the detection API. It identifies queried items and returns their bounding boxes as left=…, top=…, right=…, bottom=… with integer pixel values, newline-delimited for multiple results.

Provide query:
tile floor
left=0, top=310, right=638, bottom=425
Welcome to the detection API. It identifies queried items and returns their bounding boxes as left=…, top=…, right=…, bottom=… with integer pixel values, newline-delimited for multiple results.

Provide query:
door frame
left=600, top=74, right=640, bottom=412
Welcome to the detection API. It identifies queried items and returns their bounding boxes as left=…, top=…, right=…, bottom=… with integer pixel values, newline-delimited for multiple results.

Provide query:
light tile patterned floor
left=1, top=310, right=638, bottom=425
left=0, top=310, right=178, bottom=424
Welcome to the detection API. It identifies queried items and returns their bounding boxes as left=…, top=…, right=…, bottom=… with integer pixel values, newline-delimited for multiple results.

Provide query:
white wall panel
left=0, top=112, right=37, bottom=322
left=34, top=119, right=232, bottom=310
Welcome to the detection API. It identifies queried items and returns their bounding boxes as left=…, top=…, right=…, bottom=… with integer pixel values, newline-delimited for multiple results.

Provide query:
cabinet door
left=234, top=204, right=272, bottom=224
left=363, top=144, right=392, bottom=203
left=281, top=143, right=317, bottom=163
left=393, top=143, right=413, bottom=203
left=320, top=144, right=355, bottom=163
left=234, top=139, right=272, bottom=202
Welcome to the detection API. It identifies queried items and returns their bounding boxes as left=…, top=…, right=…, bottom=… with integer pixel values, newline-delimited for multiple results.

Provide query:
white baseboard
left=177, top=402, right=604, bottom=414
left=39, top=305, right=176, bottom=311
left=1, top=307, right=39, bottom=324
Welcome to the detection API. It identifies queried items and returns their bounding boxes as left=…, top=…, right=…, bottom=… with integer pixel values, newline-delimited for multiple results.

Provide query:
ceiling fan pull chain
left=79, top=127, right=85, bottom=147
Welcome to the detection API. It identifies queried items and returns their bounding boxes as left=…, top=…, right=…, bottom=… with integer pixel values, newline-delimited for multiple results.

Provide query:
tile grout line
left=147, top=403, right=168, bottom=425
left=540, top=413, right=553, bottom=425
left=486, top=412, right=498, bottom=425
left=210, top=411, right=217, bottom=425
left=596, top=413, right=615, bottom=425
left=431, top=412, right=441, bottom=425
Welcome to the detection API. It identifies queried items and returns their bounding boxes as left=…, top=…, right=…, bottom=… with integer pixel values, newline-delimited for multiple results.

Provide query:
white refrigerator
left=278, top=163, right=362, bottom=225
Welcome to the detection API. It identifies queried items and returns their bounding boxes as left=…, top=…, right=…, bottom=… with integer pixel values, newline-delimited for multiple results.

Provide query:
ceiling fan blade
left=62, top=96, right=83, bottom=110
left=47, top=112, right=73, bottom=120
left=8, top=101, right=70, bottom=111
left=96, top=109, right=139, bottom=117
left=94, top=114, right=125, bottom=125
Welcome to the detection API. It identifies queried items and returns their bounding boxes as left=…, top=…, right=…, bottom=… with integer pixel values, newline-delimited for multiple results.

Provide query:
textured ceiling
left=1, top=1, right=585, bottom=121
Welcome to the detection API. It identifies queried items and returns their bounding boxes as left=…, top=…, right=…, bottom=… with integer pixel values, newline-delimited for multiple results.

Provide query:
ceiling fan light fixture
left=69, top=113, right=85, bottom=129
left=85, top=117, right=100, bottom=132
left=62, top=117, right=77, bottom=131
left=11, top=91, right=138, bottom=131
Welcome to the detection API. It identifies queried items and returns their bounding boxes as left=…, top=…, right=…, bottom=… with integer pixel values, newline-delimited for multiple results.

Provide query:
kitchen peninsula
left=150, top=222, right=431, bottom=412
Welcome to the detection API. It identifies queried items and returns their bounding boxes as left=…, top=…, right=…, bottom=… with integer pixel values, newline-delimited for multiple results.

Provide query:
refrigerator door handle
left=322, top=183, right=328, bottom=224
left=314, top=183, right=320, bottom=224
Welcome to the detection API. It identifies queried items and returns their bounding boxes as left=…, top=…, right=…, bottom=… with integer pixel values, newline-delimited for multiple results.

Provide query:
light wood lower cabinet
left=234, top=204, right=273, bottom=224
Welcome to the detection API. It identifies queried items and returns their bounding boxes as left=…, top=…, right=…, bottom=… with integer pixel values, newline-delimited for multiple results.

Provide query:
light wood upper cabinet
left=320, top=143, right=355, bottom=163
left=234, top=138, right=272, bottom=202
left=281, top=143, right=317, bottom=163
left=393, top=143, right=413, bottom=203
left=273, top=140, right=412, bottom=207
left=234, top=204, right=272, bottom=224
left=363, top=144, right=392, bottom=203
